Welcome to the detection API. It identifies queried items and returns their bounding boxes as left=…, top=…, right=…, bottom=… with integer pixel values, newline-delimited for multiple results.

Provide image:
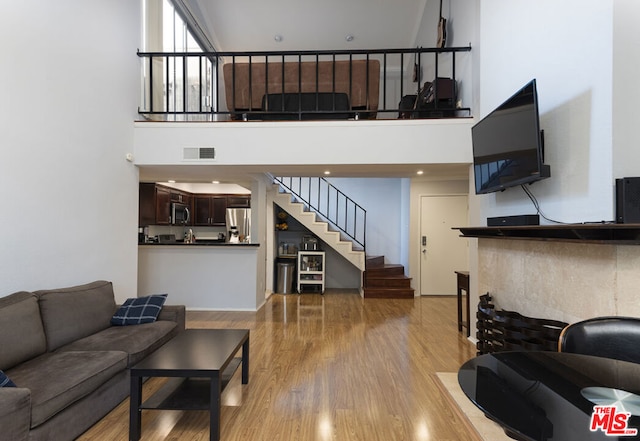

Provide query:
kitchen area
left=137, top=182, right=262, bottom=310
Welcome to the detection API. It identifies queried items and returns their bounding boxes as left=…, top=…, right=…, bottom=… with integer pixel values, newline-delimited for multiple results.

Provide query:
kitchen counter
left=140, top=241, right=259, bottom=246
left=138, top=243, right=262, bottom=310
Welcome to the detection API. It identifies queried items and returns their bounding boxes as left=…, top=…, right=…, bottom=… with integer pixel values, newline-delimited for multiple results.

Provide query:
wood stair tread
left=363, top=256, right=414, bottom=298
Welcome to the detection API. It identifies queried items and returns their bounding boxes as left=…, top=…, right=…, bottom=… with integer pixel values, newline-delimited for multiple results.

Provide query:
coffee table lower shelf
left=141, top=358, right=242, bottom=410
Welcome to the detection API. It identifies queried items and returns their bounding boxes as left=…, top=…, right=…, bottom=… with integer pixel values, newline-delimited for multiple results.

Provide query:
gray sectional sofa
left=0, top=280, right=185, bottom=441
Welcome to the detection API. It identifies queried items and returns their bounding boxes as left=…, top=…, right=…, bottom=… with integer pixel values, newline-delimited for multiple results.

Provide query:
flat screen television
left=472, top=79, right=550, bottom=194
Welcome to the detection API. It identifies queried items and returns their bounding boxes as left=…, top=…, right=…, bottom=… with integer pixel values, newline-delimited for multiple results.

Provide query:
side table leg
left=210, top=373, right=222, bottom=441
left=457, top=286, right=463, bottom=333
left=242, top=335, right=250, bottom=384
left=129, top=374, right=142, bottom=441
left=465, top=287, right=471, bottom=337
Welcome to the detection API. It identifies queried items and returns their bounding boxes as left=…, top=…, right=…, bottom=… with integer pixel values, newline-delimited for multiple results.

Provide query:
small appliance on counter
left=158, top=234, right=176, bottom=244
left=138, top=227, right=149, bottom=244
left=300, top=235, right=320, bottom=251
left=228, top=226, right=240, bottom=243
left=226, top=208, right=251, bottom=243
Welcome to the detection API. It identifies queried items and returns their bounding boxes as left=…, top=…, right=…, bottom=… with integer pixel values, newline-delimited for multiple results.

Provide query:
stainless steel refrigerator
left=226, top=208, right=251, bottom=243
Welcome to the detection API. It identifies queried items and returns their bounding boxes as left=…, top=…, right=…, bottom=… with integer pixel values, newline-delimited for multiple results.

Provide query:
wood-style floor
left=78, top=291, right=477, bottom=441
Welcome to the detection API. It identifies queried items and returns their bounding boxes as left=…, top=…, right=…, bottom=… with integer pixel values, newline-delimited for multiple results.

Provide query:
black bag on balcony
left=399, top=78, right=457, bottom=119
left=398, top=94, right=417, bottom=119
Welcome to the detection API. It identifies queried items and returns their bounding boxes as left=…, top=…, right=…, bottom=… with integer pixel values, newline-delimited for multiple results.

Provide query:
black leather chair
left=558, top=316, right=640, bottom=364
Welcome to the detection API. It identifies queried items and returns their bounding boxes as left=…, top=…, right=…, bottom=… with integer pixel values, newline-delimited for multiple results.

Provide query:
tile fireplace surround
left=475, top=239, right=640, bottom=327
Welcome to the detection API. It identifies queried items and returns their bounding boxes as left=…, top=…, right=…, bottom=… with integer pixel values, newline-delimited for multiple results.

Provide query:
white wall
left=327, top=177, right=407, bottom=267
left=474, top=0, right=614, bottom=225
left=613, top=1, right=640, bottom=179
left=0, top=1, right=140, bottom=301
left=133, top=119, right=473, bottom=167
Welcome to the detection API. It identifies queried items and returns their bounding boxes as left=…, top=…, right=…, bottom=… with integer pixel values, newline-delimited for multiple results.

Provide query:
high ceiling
left=186, top=0, right=430, bottom=52
left=144, top=0, right=468, bottom=184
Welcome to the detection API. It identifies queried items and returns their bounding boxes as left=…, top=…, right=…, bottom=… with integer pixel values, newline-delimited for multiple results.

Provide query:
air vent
left=183, top=147, right=216, bottom=160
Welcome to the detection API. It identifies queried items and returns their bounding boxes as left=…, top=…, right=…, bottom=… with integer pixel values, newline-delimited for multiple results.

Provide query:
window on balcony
left=142, top=0, right=214, bottom=115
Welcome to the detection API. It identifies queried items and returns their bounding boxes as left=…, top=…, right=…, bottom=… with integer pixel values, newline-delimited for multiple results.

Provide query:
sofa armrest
left=0, top=387, right=31, bottom=441
left=158, top=305, right=186, bottom=331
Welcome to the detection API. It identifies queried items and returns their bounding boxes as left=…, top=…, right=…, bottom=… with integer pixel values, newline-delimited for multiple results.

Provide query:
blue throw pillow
left=111, top=294, right=167, bottom=326
left=0, top=370, right=16, bottom=387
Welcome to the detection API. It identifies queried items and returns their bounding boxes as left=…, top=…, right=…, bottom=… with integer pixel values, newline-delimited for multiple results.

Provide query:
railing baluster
left=149, top=56, right=154, bottom=112
left=182, top=54, right=187, bottom=112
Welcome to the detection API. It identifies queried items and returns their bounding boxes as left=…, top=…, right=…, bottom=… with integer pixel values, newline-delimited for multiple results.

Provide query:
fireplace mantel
left=456, top=223, right=640, bottom=245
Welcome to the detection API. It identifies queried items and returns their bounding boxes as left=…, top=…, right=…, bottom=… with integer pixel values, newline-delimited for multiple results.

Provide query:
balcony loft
left=137, top=46, right=472, bottom=122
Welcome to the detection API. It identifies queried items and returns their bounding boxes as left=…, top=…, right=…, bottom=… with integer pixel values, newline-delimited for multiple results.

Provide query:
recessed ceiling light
left=212, top=180, right=220, bottom=184
left=324, top=171, right=331, bottom=175
left=345, top=34, right=354, bottom=42
left=416, top=170, right=424, bottom=175
left=274, top=34, right=283, bottom=42
left=168, top=179, right=176, bottom=183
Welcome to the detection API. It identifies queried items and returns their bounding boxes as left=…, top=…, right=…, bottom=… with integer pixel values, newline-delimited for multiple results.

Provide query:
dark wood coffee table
left=129, top=329, right=249, bottom=441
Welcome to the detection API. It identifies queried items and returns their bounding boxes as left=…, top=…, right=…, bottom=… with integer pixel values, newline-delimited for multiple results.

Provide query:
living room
left=3, top=1, right=637, bottom=314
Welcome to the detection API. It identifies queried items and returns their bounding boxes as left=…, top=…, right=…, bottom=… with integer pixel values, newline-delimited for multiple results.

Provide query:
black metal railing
left=274, top=176, right=366, bottom=251
left=137, top=46, right=471, bottom=121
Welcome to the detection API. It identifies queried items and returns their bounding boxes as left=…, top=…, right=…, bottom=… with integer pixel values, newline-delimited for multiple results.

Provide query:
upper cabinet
left=139, top=183, right=250, bottom=226
left=139, top=183, right=172, bottom=226
left=194, top=195, right=227, bottom=226
left=226, top=195, right=251, bottom=208
left=170, top=189, right=190, bottom=205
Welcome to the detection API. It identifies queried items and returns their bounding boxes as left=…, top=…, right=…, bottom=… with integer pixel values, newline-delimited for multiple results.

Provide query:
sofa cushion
left=0, top=291, right=47, bottom=370
left=0, top=371, right=16, bottom=387
left=111, top=293, right=167, bottom=326
left=57, top=320, right=178, bottom=366
left=6, top=350, right=127, bottom=429
left=36, top=281, right=116, bottom=352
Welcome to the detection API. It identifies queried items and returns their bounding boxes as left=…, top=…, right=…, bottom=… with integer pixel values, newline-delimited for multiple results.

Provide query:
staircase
left=272, top=182, right=414, bottom=299
left=363, top=256, right=415, bottom=299
left=272, top=186, right=366, bottom=271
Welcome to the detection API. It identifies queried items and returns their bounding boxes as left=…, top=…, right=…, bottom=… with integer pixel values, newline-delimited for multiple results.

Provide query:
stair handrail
left=274, top=176, right=366, bottom=252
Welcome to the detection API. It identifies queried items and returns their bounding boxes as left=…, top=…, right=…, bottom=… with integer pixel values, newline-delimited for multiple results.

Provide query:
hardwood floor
left=78, top=291, right=477, bottom=441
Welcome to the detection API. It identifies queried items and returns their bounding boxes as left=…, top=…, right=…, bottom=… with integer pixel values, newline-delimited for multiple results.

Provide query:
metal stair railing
left=136, top=46, right=472, bottom=120
left=274, top=176, right=366, bottom=252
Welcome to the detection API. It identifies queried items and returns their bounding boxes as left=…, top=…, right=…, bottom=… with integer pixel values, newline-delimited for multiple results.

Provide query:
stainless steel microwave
left=171, top=203, right=190, bottom=225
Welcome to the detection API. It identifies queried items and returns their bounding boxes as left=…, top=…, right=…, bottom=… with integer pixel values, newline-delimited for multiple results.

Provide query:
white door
left=420, top=195, right=468, bottom=295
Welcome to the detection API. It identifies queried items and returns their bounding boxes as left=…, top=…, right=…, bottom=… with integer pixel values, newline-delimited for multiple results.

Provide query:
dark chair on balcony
left=558, top=316, right=640, bottom=364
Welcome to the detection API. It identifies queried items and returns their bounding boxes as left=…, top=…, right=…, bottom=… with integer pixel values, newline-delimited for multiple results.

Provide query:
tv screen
left=472, top=79, right=550, bottom=194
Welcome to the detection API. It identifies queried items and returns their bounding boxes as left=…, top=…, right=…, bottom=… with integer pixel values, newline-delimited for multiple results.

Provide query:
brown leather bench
left=223, top=59, right=380, bottom=119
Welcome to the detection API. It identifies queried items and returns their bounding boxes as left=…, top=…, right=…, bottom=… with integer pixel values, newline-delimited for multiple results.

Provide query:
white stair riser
left=274, top=189, right=365, bottom=271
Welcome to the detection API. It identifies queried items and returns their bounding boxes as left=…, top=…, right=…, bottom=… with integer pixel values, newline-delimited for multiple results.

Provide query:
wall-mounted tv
left=472, top=79, right=550, bottom=195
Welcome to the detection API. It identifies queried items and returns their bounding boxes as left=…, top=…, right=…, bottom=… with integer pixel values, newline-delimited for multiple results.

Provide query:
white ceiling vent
left=183, top=147, right=216, bottom=160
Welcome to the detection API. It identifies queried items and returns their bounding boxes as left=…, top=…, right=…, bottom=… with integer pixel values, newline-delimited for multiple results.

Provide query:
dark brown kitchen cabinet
left=140, top=184, right=249, bottom=226
left=226, top=195, right=251, bottom=208
left=170, top=190, right=190, bottom=205
left=194, top=195, right=227, bottom=226
left=139, top=183, right=171, bottom=225
left=154, top=186, right=171, bottom=225
left=138, top=182, right=171, bottom=226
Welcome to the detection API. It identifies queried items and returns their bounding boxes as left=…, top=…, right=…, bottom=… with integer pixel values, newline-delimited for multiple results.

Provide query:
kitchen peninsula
left=138, top=182, right=263, bottom=311
left=138, top=242, right=261, bottom=311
